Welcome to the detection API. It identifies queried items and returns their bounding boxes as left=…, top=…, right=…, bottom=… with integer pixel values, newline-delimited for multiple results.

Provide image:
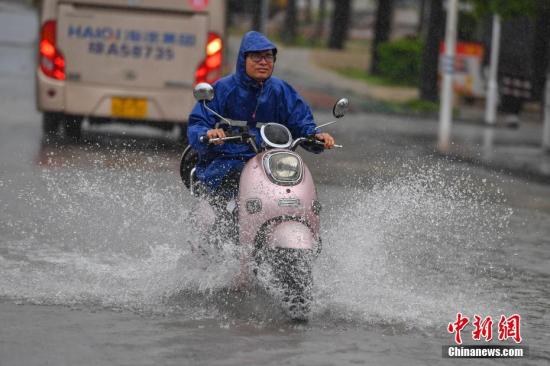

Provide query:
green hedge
left=377, top=38, right=423, bottom=86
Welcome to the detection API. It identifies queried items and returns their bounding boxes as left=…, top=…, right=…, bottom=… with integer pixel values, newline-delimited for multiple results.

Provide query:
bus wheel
left=63, top=115, right=83, bottom=141
left=42, top=112, right=61, bottom=138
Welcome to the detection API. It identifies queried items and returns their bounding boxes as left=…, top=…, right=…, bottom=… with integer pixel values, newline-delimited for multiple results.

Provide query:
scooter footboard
left=265, top=221, right=316, bottom=250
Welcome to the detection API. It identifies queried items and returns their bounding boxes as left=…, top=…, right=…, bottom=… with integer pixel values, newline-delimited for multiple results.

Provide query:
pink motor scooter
left=180, top=83, right=348, bottom=321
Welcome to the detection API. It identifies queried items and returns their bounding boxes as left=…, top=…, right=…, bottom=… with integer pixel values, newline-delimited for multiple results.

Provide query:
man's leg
left=206, top=169, right=242, bottom=247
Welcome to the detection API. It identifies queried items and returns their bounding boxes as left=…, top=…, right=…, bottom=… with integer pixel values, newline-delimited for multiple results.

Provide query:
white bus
left=36, top=0, right=226, bottom=142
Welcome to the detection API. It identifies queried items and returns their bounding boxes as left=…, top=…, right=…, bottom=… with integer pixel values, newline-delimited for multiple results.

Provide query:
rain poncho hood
left=234, top=30, right=278, bottom=87
left=187, top=31, right=319, bottom=193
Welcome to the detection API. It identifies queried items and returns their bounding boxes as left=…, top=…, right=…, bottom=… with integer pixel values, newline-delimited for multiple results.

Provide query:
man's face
left=245, top=50, right=275, bottom=82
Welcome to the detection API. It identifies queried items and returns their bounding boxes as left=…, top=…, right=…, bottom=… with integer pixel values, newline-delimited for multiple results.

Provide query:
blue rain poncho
left=187, top=31, right=319, bottom=192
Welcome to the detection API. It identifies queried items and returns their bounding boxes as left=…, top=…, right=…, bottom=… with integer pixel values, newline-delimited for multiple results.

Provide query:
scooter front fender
left=265, top=221, right=316, bottom=250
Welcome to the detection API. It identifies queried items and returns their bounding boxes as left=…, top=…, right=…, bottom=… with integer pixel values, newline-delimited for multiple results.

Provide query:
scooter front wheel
left=258, top=248, right=313, bottom=322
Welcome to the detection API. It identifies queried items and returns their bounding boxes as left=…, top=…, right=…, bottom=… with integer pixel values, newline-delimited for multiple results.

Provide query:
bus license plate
left=111, top=97, right=147, bottom=118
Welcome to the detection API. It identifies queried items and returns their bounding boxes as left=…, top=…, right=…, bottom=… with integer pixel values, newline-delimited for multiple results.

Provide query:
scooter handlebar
left=309, top=138, right=343, bottom=149
left=199, top=135, right=243, bottom=144
left=200, top=134, right=342, bottom=148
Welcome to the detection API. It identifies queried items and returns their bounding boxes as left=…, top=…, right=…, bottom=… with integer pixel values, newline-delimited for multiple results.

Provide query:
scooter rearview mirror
left=332, top=98, right=349, bottom=119
left=315, top=98, right=350, bottom=131
left=193, top=82, right=234, bottom=127
left=193, top=82, right=214, bottom=103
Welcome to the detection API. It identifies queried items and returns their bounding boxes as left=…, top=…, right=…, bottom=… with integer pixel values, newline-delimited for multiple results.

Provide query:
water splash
left=315, top=163, right=513, bottom=330
left=0, top=164, right=237, bottom=314
left=0, top=161, right=513, bottom=328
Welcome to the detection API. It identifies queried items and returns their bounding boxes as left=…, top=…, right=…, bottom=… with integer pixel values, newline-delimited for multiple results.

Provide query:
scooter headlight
left=264, top=152, right=303, bottom=185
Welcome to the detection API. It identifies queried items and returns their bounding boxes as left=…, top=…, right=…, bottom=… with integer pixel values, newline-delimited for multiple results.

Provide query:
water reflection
left=36, top=126, right=184, bottom=172
left=482, top=126, right=496, bottom=160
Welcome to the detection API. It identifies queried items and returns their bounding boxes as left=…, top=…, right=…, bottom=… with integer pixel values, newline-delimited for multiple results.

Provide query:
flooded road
left=2, top=123, right=550, bottom=365
left=1, top=3, right=550, bottom=365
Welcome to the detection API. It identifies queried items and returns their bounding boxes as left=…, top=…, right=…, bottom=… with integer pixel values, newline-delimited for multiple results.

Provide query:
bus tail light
left=39, top=20, right=65, bottom=80
left=195, top=32, right=223, bottom=85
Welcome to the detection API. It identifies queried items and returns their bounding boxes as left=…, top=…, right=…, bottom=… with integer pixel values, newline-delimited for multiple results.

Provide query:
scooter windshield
left=260, top=123, right=292, bottom=149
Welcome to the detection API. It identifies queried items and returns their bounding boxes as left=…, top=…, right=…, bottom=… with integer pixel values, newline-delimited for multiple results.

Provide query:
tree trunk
left=532, top=0, right=550, bottom=102
left=250, top=0, right=261, bottom=31
left=419, top=0, right=444, bottom=101
left=305, top=0, right=313, bottom=24
left=328, top=0, right=352, bottom=49
left=417, top=0, right=428, bottom=36
left=313, top=0, right=327, bottom=40
left=282, top=0, right=297, bottom=43
left=370, top=0, right=393, bottom=75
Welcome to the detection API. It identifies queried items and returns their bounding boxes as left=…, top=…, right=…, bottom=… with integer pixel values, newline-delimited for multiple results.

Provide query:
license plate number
left=111, top=97, right=147, bottom=118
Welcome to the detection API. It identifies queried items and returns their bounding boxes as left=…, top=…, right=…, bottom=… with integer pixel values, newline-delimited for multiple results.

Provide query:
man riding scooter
left=187, top=31, right=335, bottom=229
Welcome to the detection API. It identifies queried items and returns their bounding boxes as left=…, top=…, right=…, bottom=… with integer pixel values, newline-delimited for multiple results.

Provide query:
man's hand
left=314, top=132, right=335, bottom=149
left=206, top=128, right=226, bottom=145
